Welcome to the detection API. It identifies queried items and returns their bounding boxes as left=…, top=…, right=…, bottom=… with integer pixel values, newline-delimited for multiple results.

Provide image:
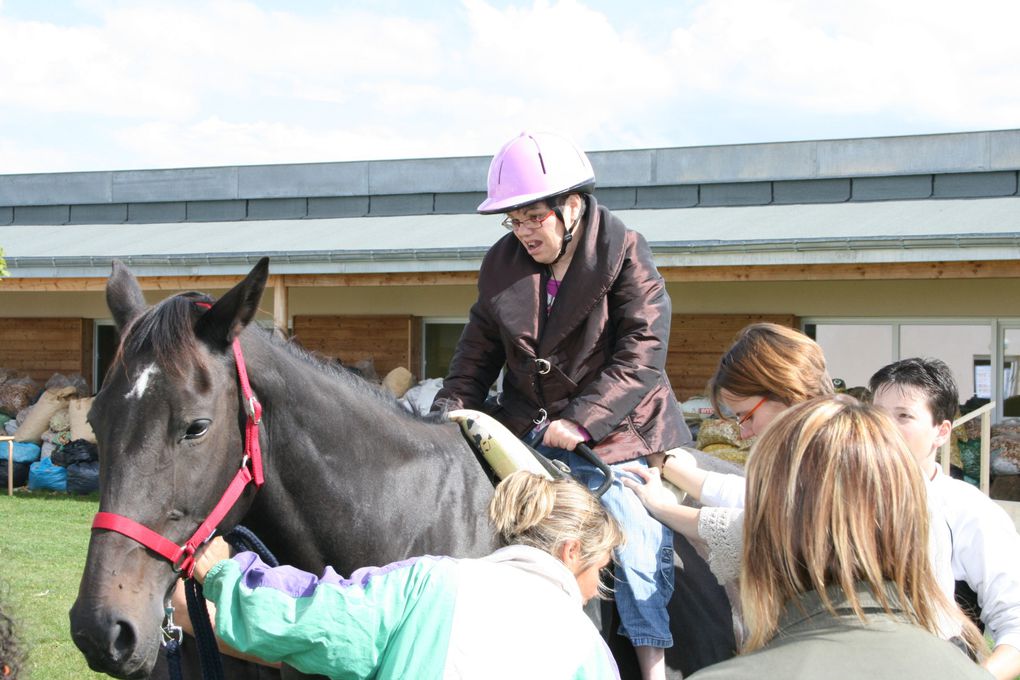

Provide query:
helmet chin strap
left=550, top=206, right=581, bottom=266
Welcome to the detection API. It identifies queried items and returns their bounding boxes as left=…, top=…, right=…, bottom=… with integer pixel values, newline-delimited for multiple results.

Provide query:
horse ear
left=195, top=257, right=270, bottom=348
left=106, top=259, right=148, bottom=333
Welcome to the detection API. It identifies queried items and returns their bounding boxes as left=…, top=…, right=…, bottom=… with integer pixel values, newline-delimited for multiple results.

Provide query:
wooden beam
left=0, top=275, right=248, bottom=292
left=660, top=260, right=1020, bottom=282
left=281, top=272, right=478, bottom=287
left=0, top=271, right=479, bottom=292
left=270, top=276, right=289, bottom=336
left=4, top=259, right=1020, bottom=292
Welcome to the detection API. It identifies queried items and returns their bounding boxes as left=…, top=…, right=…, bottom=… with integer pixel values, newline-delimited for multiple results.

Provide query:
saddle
left=447, top=409, right=568, bottom=484
left=449, top=408, right=687, bottom=503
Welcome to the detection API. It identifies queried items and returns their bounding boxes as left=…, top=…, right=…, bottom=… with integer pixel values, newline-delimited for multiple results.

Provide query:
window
left=804, top=317, right=1020, bottom=423
left=93, top=322, right=119, bottom=392
left=422, top=320, right=467, bottom=379
left=899, top=324, right=991, bottom=401
left=805, top=323, right=892, bottom=389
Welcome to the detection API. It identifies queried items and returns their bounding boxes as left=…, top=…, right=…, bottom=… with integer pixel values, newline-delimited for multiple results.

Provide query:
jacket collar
left=485, top=195, right=628, bottom=356
left=482, top=544, right=583, bottom=604
left=538, top=196, right=626, bottom=354
left=778, top=582, right=911, bottom=633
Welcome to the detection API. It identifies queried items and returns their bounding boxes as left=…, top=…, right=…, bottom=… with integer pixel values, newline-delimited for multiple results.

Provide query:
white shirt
left=700, top=471, right=746, bottom=509
left=930, top=470, right=1020, bottom=652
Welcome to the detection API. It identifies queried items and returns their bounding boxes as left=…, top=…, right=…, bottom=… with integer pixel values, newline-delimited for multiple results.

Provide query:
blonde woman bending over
left=687, top=395, right=988, bottom=679
left=191, top=471, right=624, bottom=680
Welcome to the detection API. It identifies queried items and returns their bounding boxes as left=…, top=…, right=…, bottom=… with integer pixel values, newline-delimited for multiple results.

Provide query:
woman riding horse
left=432, top=131, right=693, bottom=680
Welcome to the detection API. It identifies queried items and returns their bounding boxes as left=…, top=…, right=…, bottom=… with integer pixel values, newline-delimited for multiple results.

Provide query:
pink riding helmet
left=477, top=131, right=596, bottom=214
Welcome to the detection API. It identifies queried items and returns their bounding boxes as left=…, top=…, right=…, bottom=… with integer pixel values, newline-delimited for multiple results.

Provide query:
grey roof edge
left=2, top=129, right=1019, bottom=207
left=5, top=233, right=1019, bottom=280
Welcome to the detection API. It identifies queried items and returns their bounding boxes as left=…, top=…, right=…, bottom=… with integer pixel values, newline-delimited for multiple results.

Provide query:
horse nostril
left=109, top=618, right=139, bottom=661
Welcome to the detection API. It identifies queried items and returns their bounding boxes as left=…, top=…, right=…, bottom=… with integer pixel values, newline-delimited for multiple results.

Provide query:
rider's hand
left=192, top=536, right=232, bottom=584
left=621, top=465, right=679, bottom=516
left=542, top=419, right=587, bottom=451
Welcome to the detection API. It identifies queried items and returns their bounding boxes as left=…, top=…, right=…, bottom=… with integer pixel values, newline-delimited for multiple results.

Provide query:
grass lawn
left=0, top=488, right=106, bottom=679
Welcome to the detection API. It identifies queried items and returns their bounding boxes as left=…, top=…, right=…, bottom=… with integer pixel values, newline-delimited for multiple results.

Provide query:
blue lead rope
left=163, top=525, right=280, bottom=680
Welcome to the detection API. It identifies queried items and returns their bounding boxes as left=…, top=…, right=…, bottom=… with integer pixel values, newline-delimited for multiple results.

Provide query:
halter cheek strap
left=90, top=305, right=264, bottom=578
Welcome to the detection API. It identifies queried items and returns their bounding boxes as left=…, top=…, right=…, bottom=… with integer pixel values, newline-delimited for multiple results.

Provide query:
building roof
left=4, top=196, right=1020, bottom=278
left=2, top=129, right=1019, bottom=278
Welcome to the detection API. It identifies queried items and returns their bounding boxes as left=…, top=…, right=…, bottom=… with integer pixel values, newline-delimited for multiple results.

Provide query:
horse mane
left=114, top=291, right=444, bottom=423
left=114, top=292, right=214, bottom=378
left=270, top=331, right=445, bottom=423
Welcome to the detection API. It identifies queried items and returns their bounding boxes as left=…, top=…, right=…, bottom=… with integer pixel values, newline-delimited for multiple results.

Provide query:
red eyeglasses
left=502, top=209, right=555, bottom=231
left=737, top=397, right=769, bottom=427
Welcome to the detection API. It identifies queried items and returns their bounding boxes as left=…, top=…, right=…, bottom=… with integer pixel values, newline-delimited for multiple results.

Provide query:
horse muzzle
left=69, top=596, right=161, bottom=679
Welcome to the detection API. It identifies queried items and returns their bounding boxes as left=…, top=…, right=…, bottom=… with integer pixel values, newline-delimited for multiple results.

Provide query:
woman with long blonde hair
left=687, top=396, right=986, bottom=679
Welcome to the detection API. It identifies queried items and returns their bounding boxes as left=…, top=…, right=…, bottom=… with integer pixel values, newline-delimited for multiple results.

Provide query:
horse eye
left=184, top=419, right=211, bottom=440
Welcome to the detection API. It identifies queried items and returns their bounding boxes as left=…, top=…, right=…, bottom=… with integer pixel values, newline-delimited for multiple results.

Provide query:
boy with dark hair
left=870, top=357, right=1020, bottom=680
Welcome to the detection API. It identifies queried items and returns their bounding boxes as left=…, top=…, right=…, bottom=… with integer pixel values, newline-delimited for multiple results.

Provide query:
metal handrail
left=941, top=401, right=995, bottom=495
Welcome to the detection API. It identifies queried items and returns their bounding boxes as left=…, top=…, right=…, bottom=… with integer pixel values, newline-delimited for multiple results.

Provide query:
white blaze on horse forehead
left=126, top=364, right=160, bottom=400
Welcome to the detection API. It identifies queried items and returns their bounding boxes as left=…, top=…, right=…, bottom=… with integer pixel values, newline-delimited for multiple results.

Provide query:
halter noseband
left=90, top=304, right=264, bottom=578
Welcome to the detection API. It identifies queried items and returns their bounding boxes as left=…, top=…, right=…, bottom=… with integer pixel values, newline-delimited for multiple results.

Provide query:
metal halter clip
left=535, top=358, right=551, bottom=375
left=246, top=395, right=262, bottom=424
left=533, top=408, right=548, bottom=426
left=162, top=606, right=183, bottom=646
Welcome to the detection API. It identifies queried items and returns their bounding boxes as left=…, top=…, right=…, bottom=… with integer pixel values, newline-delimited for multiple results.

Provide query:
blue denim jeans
left=526, top=434, right=675, bottom=648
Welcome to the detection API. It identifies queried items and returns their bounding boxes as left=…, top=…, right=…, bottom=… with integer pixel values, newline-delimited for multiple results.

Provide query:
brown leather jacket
left=433, top=196, right=691, bottom=464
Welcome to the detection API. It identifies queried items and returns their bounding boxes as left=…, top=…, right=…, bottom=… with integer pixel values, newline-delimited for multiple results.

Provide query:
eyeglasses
left=737, top=397, right=769, bottom=427
left=502, top=209, right=555, bottom=231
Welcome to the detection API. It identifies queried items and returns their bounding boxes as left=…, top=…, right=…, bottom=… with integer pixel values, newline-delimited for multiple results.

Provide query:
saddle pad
left=447, top=409, right=552, bottom=481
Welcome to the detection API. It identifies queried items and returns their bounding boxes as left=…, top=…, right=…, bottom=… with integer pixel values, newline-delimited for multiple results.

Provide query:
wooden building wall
left=667, top=313, right=798, bottom=401
left=292, top=315, right=422, bottom=379
left=0, top=318, right=93, bottom=388
left=0, top=311, right=795, bottom=403
left=290, top=313, right=799, bottom=399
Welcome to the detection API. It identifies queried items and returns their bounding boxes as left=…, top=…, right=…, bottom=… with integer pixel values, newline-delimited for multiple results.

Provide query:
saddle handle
left=575, top=442, right=613, bottom=498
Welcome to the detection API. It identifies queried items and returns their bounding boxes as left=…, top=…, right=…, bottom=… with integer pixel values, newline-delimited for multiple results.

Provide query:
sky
left=1, top=0, right=1018, bottom=174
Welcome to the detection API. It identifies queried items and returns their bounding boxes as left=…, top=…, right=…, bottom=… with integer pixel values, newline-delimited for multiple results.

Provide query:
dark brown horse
left=70, top=258, right=738, bottom=679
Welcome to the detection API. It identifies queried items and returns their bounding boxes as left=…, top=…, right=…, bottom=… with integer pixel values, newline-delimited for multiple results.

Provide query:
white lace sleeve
left=698, top=507, right=745, bottom=585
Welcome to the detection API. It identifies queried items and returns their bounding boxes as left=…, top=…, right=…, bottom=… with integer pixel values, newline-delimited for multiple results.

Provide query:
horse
left=70, top=257, right=739, bottom=679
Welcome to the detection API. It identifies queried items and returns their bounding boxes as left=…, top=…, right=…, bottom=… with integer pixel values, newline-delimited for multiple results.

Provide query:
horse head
left=70, top=258, right=269, bottom=679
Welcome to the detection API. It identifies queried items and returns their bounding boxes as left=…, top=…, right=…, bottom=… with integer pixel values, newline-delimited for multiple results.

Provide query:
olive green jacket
left=689, top=583, right=992, bottom=680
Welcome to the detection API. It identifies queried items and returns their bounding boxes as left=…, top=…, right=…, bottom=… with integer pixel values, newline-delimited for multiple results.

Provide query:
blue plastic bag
left=66, top=460, right=100, bottom=495
left=11, top=441, right=41, bottom=464
left=28, top=456, right=67, bottom=492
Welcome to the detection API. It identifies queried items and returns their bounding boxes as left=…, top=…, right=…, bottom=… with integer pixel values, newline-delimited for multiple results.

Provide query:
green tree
left=0, top=246, right=7, bottom=277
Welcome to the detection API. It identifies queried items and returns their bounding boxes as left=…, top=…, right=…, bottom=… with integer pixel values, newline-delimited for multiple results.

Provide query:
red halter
left=91, top=332, right=264, bottom=578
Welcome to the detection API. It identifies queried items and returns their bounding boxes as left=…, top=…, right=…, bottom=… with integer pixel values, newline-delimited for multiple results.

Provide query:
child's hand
left=192, top=536, right=232, bottom=584
left=622, top=465, right=679, bottom=516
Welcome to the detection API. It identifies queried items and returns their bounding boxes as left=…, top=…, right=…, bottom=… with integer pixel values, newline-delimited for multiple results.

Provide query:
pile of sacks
left=694, top=418, right=753, bottom=466
left=988, top=418, right=1020, bottom=476
left=1, top=372, right=100, bottom=494
left=679, top=395, right=753, bottom=467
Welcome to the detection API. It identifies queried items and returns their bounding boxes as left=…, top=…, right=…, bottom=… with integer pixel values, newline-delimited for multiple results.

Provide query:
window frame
left=801, top=316, right=1019, bottom=422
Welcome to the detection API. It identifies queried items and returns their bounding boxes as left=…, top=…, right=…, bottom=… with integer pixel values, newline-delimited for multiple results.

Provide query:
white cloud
left=114, top=115, right=495, bottom=167
left=0, top=0, right=444, bottom=119
left=666, top=0, right=1020, bottom=128
left=0, top=0, right=1018, bottom=173
left=0, top=137, right=75, bottom=174
left=460, top=0, right=676, bottom=138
